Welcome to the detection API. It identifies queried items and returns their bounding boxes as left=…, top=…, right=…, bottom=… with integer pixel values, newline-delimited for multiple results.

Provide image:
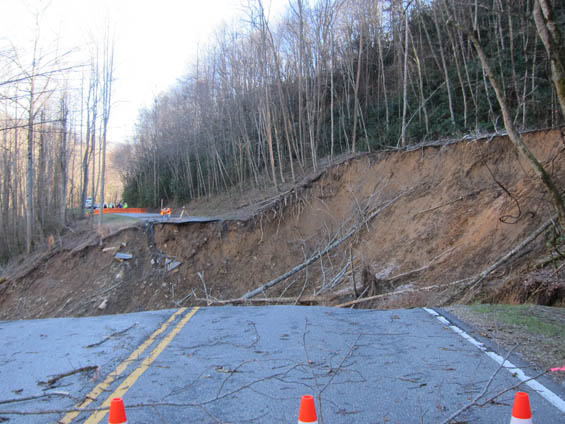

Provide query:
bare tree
left=400, top=4, right=410, bottom=147
left=59, top=96, right=69, bottom=226
left=12, top=17, right=61, bottom=252
left=98, top=27, right=115, bottom=228
left=463, top=8, right=565, bottom=229
left=533, top=0, right=565, bottom=116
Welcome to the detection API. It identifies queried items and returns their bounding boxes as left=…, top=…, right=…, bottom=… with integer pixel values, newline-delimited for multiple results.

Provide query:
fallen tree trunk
left=466, top=215, right=557, bottom=291
left=337, top=215, right=556, bottom=308
left=335, top=278, right=473, bottom=308
left=240, top=190, right=412, bottom=300
left=205, top=296, right=321, bottom=306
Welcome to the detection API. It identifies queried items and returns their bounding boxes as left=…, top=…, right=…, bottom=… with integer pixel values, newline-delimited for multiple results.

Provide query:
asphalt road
left=1, top=306, right=564, bottom=423
left=113, top=212, right=222, bottom=224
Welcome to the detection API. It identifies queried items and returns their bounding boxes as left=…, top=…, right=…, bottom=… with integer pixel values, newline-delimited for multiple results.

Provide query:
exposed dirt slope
left=1, top=129, right=564, bottom=320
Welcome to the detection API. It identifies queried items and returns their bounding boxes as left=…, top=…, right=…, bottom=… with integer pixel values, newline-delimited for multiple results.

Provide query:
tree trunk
left=400, top=11, right=410, bottom=147
left=26, top=85, right=35, bottom=253
left=433, top=5, right=456, bottom=129
left=533, top=0, right=565, bottom=116
left=99, top=32, right=114, bottom=229
left=351, top=24, right=363, bottom=153
left=37, top=111, right=47, bottom=232
left=59, top=97, right=68, bottom=227
left=470, top=31, right=565, bottom=229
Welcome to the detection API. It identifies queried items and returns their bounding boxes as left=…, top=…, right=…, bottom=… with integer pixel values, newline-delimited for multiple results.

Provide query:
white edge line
left=423, top=307, right=565, bottom=413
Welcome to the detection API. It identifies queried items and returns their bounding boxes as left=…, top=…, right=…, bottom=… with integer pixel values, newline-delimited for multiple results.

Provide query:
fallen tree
left=239, top=189, right=413, bottom=300
left=336, top=215, right=557, bottom=308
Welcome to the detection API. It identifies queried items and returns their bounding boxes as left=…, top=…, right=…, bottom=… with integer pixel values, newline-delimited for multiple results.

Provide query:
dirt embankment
left=1, top=129, right=564, bottom=320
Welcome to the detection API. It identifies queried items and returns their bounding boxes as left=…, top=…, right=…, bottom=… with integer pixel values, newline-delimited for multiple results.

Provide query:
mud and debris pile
left=1, top=129, right=564, bottom=320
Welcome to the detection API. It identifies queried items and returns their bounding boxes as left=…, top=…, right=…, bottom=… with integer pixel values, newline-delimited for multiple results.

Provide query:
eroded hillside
left=1, top=129, right=564, bottom=320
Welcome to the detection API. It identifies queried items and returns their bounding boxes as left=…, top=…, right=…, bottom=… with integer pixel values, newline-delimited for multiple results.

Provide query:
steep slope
left=1, top=128, right=564, bottom=320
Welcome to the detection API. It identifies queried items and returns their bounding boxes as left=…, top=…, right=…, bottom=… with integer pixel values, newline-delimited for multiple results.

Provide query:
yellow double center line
left=61, top=306, right=200, bottom=424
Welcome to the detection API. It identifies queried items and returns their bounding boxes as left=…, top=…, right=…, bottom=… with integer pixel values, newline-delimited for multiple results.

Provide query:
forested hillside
left=1, top=0, right=564, bottom=265
left=122, top=0, right=564, bottom=207
left=0, top=13, right=117, bottom=262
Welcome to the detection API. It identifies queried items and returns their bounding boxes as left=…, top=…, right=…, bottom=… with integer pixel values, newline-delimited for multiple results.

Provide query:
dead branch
left=441, top=368, right=552, bottom=423
left=215, top=359, right=255, bottom=400
left=414, top=194, right=469, bottom=217
left=205, top=296, right=321, bottom=306
left=317, top=259, right=351, bottom=295
left=279, top=277, right=298, bottom=298
left=351, top=249, right=358, bottom=297
left=465, top=215, right=556, bottom=292
left=0, top=395, right=273, bottom=417
left=440, top=345, right=519, bottom=424
left=536, top=251, right=565, bottom=269
left=319, top=334, right=361, bottom=396
left=38, top=366, right=99, bottom=388
left=329, top=247, right=455, bottom=305
left=295, top=284, right=309, bottom=305
left=0, top=391, right=75, bottom=405
left=473, top=369, right=550, bottom=408
left=248, top=168, right=327, bottom=220
left=295, top=255, right=310, bottom=305
left=240, top=189, right=413, bottom=300
left=173, top=291, right=193, bottom=307
left=387, top=247, right=456, bottom=284
left=338, top=215, right=555, bottom=308
left=66, top=281, right=122, bottom=315
left=197, top=271, right=210, bottom=306
left=69, top=225, right=140, bottom=256
left=302, top=319, right=323, bottom=422
left=335, top=278, right=474, bottom=308
left=86, top=324, right=137, bottom=348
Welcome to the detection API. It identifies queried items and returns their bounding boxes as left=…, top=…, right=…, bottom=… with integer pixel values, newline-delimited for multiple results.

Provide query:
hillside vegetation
left=2, top=0, right=564, bottom=268
left=121, top=0, right=564, bottom=209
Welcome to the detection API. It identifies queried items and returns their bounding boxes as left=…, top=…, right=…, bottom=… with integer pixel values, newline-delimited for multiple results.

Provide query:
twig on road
left=38, top=366, right=99, bottom=389
left=439, top=345, right=554, bottom=424
left=86, top=324, right=137, bottom=348
left=0, top=391, right=76, bottom=406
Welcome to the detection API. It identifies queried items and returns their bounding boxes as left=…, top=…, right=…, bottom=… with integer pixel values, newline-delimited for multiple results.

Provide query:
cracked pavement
left=1, top=306, right=564, bottom=423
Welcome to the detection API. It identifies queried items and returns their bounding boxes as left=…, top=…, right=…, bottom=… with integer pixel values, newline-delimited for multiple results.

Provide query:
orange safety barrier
left=92, top=207, right=148, bottom=215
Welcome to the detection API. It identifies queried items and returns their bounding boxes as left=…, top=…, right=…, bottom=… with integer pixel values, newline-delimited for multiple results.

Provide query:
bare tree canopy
left=122, top=0, right=565, bottom=215
left=2, top=0, right=565, bottom=263
left=0, top=6, right=115, bottom=260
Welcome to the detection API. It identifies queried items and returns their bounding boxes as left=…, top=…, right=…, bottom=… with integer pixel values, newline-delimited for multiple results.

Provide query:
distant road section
left=1, top=306, right=564, bottom=423
left=92, top=208, right=148, bottom=215
left=112, top=212, right=222, bottom=223
left=88, top=207, right=225, bottom=223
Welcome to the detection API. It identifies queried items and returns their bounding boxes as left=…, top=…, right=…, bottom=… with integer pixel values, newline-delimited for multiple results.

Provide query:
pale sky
left=1, top=0, right=288, bottom=143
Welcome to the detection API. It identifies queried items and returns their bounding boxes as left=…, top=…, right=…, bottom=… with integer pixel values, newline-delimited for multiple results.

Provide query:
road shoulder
left=441, top=304, right=565, bottom=389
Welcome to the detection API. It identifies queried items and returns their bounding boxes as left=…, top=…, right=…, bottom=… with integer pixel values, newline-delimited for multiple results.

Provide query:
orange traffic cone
left=510, top=392, right=533, bottom=423
left=298, top=395, right=318, bottom=423
left=108, top=397, right=128, bottom=424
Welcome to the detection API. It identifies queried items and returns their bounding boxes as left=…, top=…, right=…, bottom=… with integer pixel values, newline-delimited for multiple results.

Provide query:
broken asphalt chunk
left=115, top=252, right=133, bottom=260
left=166, top=260, right=181, bottom=272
